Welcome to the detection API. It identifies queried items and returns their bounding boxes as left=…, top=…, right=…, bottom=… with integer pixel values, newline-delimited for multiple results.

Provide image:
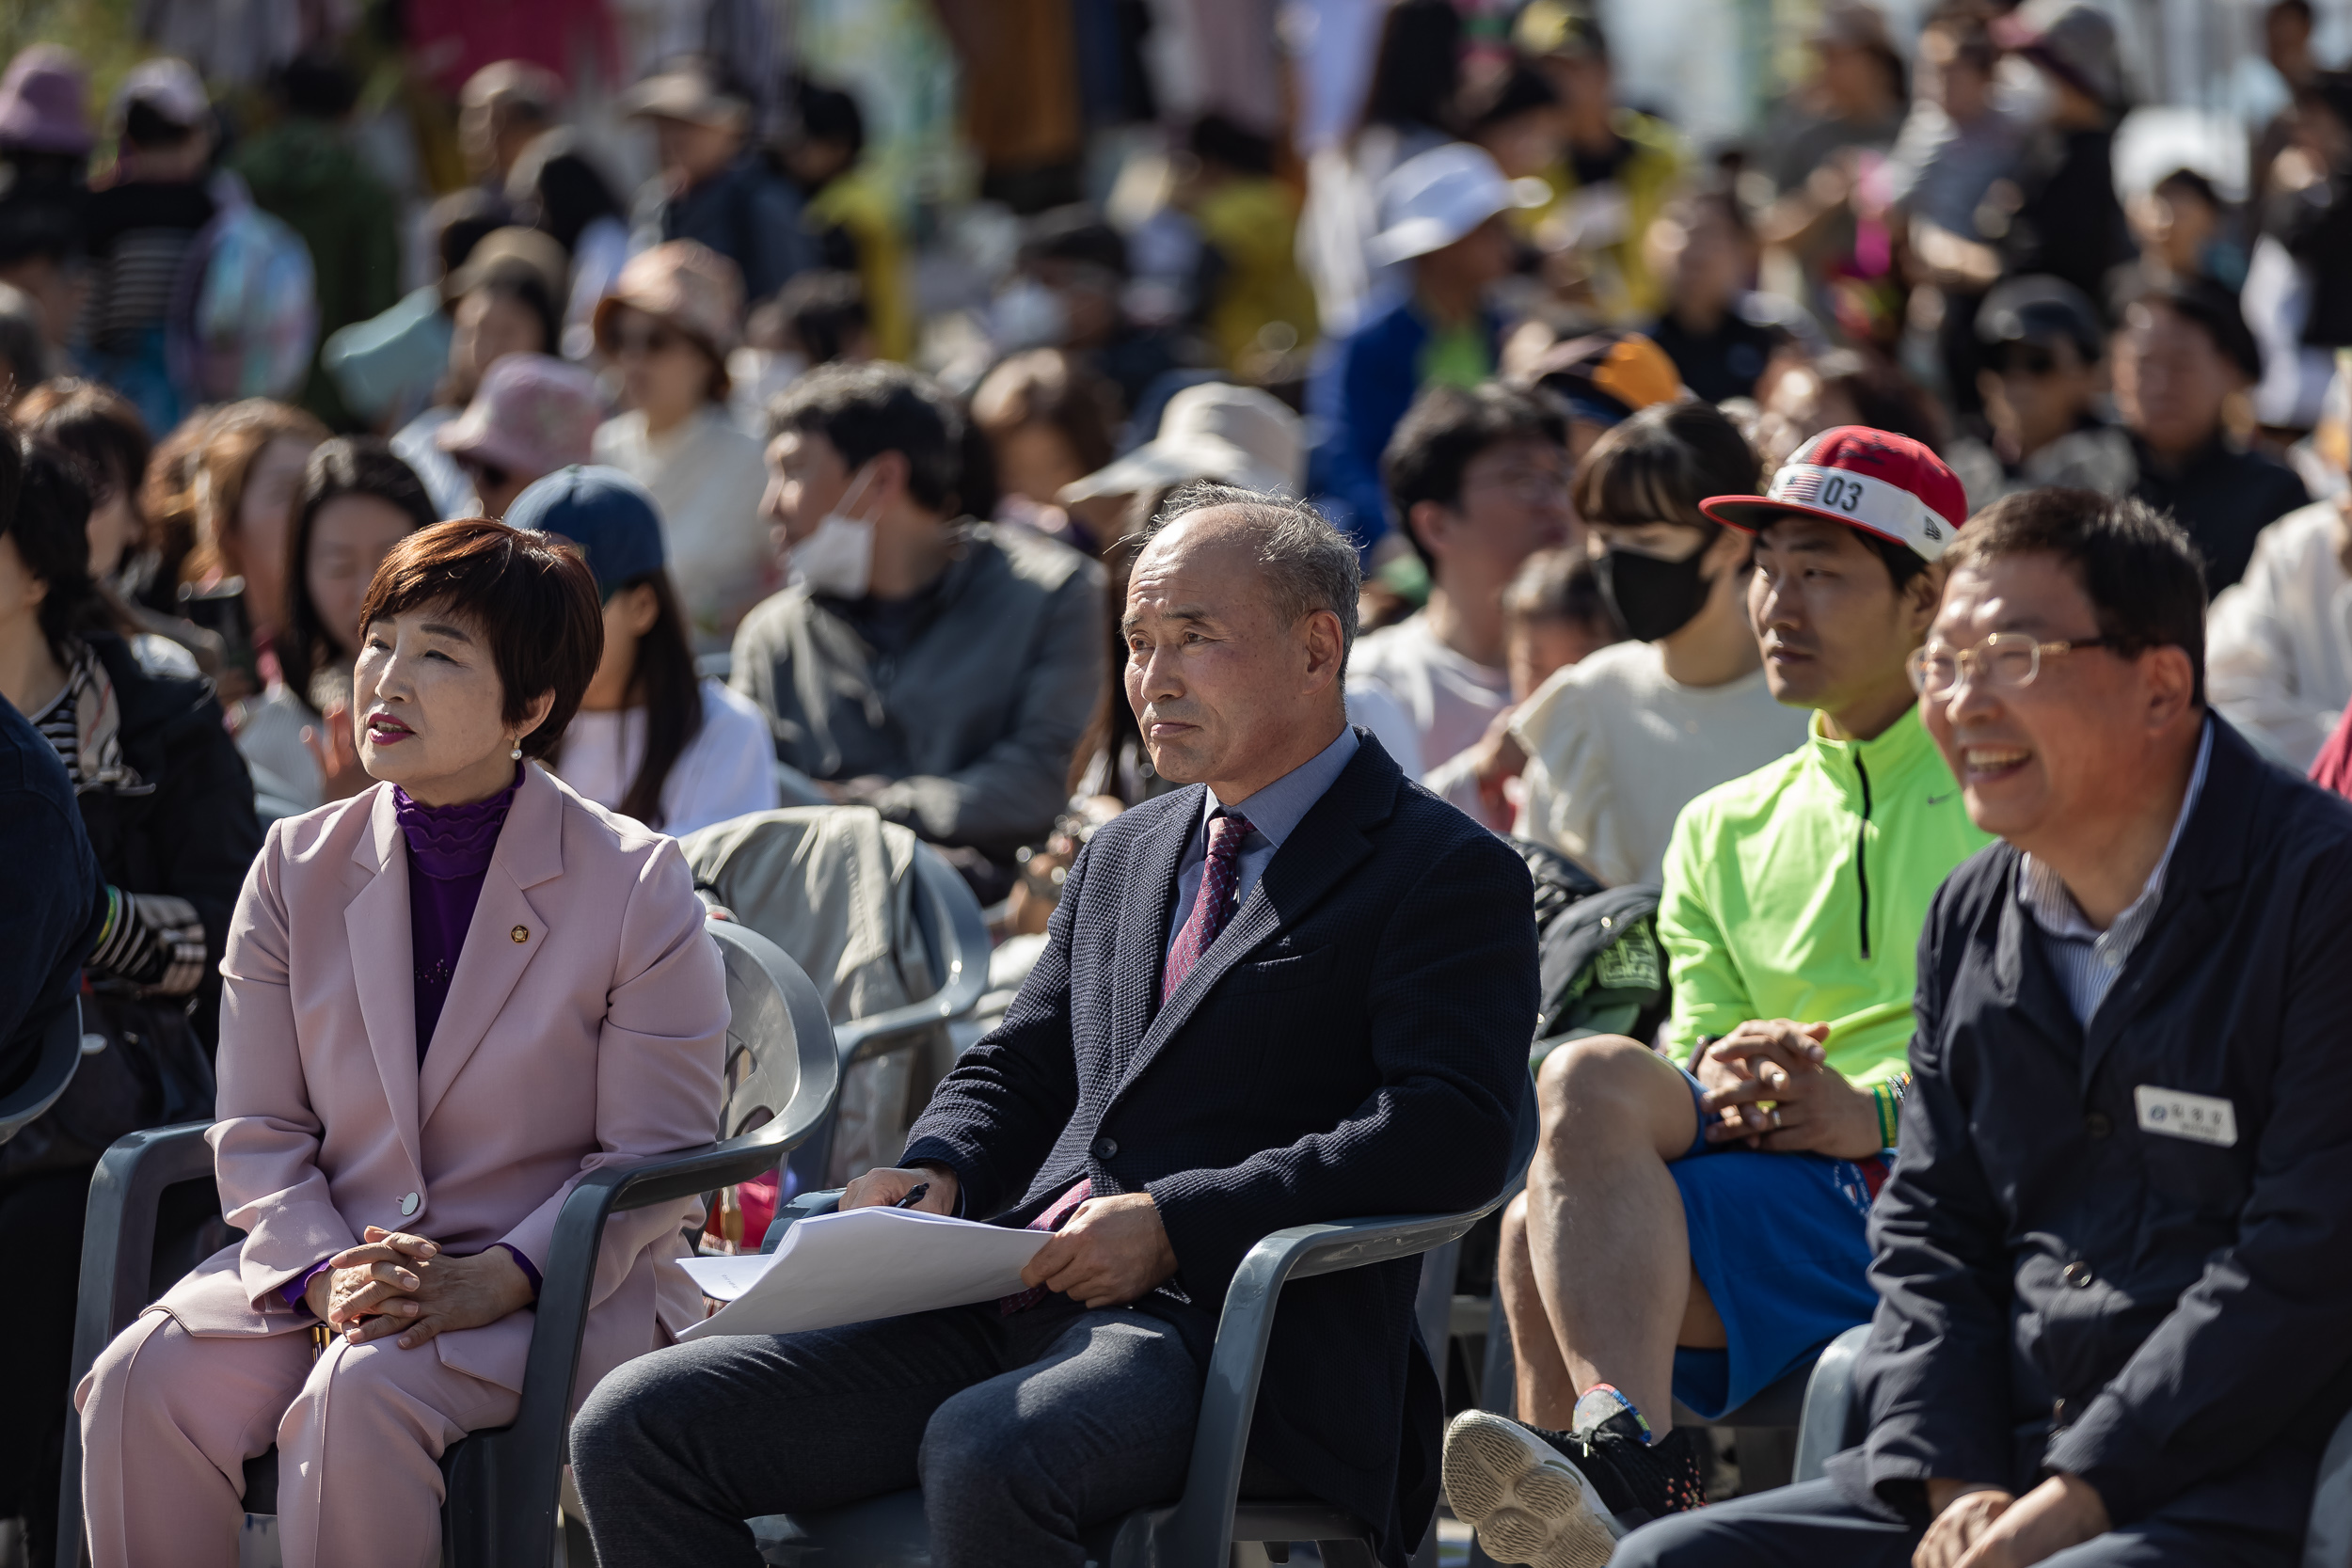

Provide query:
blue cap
left=505, top=465, right=667, bottom=597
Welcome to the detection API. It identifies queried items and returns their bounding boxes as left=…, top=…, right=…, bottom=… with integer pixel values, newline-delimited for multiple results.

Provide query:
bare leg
left=1498, top=1192, right=1581, bottom=1426
left=1523, top=1036, right=1704, bottom=1430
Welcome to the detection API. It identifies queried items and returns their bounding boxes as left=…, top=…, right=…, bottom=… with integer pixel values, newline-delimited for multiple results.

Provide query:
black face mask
left=1597, top=546, right=1714, bottom=643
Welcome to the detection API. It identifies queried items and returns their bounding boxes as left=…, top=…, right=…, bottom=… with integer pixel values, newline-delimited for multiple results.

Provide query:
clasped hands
left=1915, top=1475, right=2110, bottom=1568
left=1695, top=1019, right=1884, bottom=1160
left=301, top=1226, right=535, bottom=1351
left=842, top=1164, right=1180, bottom=1308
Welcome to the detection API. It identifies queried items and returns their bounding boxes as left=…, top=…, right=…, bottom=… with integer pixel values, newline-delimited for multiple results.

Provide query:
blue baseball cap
left=505, top=465, right=667, bottom=597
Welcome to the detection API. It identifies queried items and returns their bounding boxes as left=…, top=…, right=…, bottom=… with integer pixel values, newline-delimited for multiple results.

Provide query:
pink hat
left=592, top=239, right=744, bottom=360
left=437, top=353, right=605, bottom=483
left=0, top=46, right=94, bottom=155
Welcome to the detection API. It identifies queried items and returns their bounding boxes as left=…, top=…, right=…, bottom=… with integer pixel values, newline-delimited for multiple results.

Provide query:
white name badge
left=2133, top=1086, right=2238, bottom=1148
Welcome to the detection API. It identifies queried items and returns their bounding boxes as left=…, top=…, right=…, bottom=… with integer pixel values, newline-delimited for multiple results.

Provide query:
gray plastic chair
left=745, top=1188, right=1507, bottom=1568
left=55, top=918, right=840, bottom=1568
left=1790, top=1322, right=2352, bottom=1567
left=781, top=847, right=992, bottom=1196
left=0, top=997, right=91, bottom=1147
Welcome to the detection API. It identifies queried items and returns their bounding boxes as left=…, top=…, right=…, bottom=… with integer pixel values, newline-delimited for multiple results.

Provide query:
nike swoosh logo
left=1926, top=792, right=1956, bottom=805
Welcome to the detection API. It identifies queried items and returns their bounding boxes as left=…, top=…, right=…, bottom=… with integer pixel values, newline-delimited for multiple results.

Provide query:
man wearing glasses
left=1610, top=489, right=2352, bottom=1568
left=1448, top=428, right=1989, bottom=1563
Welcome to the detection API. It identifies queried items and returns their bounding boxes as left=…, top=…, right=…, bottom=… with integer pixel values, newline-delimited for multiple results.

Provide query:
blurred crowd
left=3, top=0, right=2352, bottom=1556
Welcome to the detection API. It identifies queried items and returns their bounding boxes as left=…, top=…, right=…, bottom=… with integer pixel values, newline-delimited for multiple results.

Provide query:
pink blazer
left=151, top=763, right=728, bottom=1398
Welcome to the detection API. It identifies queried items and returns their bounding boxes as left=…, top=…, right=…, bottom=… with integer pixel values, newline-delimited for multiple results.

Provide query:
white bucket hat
left=1058, top=381, right=1302, bottom=504
left=1366, top=142, right=1547, bottom=267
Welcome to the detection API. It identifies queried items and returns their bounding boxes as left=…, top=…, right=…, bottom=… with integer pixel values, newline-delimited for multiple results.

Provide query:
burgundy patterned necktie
left=1162, top=810, right=1254, bottom=1002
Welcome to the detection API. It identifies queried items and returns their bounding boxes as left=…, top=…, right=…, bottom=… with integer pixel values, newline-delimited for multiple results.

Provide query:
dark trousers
left=569, top=1294, right=1207, bottom=1568
left=0, top=1169, right=92, bottom=1565
left=1613, top=1479, right=2299, bottom=1568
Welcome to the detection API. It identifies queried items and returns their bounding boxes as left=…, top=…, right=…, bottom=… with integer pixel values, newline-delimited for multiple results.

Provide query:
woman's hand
left=300, top=700, right=371, bottom=800
left=328, top=1227, right=535, bottom=1349
left=313, top=1227, right=436, bottom=1327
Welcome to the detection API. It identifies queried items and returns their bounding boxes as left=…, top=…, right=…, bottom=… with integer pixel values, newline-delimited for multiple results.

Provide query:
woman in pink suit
left=76, top=518, right=729, bottom=1568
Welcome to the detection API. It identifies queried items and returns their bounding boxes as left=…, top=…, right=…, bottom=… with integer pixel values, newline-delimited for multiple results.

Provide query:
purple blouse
left=394, top=766, right=521, bottom=1059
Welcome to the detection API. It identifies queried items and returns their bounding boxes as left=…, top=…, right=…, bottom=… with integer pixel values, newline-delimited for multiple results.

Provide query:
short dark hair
left=1947, top=488, right=2207, bottom=705
left=767, top=362, right=964, bottom=514
left=1139, top=483, right=1363, bottom=663
left=793, top=76, right=866, bottom=160
left=1189, top=113, right=1277, bottom=177
left=1382, top=383, right=1568, bottom=568
left=1574, top=398, right=1759, bottom=535
left=6, top=437, right=109, bottom=658
left=2136, top=277, right=2262, bottom=383
left=276, top=52, right=361, bottom=119
left=281, top=437, right=437, bottom=705
left=357, top=518, right=604, bottom=757
left=775, top=270, right=869, bottom=364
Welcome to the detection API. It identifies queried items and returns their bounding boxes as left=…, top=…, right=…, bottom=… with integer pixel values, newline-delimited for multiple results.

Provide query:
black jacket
left=902, top=735, right=1536, bottom=1562
left=0, top=694, right=102, bottom=1101
left=2131, top=436, right=2310, bottom=595
left=1834, top=718, right=2352, bottom=1531
left=78, top=632, right=262, bottom=1050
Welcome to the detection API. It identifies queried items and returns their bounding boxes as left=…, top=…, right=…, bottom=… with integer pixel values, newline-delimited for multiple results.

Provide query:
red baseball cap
left=1700, top=426, right=1968, bottom=562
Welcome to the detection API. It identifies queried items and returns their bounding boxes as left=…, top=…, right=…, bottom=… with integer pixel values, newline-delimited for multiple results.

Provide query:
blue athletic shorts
left=1667, top=1066, right=1885, bottom=1421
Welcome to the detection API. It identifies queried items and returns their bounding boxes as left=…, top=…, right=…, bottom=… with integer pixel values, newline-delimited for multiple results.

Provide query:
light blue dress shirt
left=2015, top=718, right=2213, bottom=1024
left=1165, top=726, right=1360, bottom=956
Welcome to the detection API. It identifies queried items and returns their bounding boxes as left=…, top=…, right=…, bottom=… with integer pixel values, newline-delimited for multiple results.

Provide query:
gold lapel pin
left=511, top=925, right=531, bottom=943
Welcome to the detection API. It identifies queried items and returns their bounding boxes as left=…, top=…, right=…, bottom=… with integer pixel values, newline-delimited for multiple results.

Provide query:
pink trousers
left=76, top=1310, right=519, bottom=1568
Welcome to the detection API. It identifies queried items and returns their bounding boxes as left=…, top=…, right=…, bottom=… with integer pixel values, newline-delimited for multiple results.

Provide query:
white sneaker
left=1441, top=1409, right=1623, bottom=1568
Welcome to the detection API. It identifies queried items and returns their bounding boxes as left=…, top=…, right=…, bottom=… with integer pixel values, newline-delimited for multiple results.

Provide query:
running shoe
left=1443, top=1388, right=1706, bottom=1568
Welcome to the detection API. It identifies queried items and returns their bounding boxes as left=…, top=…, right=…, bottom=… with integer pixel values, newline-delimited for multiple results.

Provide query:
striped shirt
left=29, top=679, right=80, bottom=785
left=2015, top=720, right=2213, bottom=1024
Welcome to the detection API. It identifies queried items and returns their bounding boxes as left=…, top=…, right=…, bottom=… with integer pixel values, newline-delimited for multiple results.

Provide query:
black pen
left=892, top=1182, right=930, bottom=1210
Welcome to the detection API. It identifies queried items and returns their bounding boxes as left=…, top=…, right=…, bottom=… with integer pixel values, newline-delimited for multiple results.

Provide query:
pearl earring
left=509, top=740, right=523, bottom=761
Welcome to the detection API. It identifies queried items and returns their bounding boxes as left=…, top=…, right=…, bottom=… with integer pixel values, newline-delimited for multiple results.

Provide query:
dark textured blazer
left=1833, top=717, right=2352, bottom=1533
left=902, top=731, right=1536, bottom=1563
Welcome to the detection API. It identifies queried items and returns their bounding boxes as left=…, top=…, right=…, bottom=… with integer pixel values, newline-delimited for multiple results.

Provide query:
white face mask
left=791, top=465, right=877, bottom=598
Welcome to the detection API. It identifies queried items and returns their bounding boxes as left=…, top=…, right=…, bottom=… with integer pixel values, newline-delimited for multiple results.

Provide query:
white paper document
left=676, top=1205, right=1051, bottom=1339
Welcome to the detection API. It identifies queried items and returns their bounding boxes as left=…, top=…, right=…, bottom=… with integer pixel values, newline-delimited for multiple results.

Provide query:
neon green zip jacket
left=1658, top=705, right=1993, bottom=1087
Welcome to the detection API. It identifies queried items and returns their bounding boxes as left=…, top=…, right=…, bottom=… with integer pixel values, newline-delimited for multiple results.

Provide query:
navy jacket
left=1833, top=718, right=2352, bottom=1532
left=0, top=692, right=101, bottom=1101
left=902, top=733, right=1535, bottom=1562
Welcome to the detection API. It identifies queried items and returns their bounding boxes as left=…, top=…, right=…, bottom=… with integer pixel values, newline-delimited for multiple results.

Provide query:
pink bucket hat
left=591, top=239, right=744, bottom=362
left=437, top=353, right=605, bottom=483
left=0, top=46, right=95, bottom=155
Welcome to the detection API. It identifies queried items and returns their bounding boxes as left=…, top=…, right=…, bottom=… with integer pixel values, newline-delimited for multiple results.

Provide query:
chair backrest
left=0, top=996, right=87, bottom=1146
left=679, top=807, right=934, bottom=1028
left=708, top=918, right=841, bottom=1149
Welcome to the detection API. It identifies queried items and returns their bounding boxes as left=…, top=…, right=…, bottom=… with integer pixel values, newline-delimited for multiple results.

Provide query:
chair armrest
left=1159, top=1200, right=1506, bottom=1568
left=443, top=1132, right=810, bottom=1568
left=1793, top=1323, right=1873, bottom=1485
left=58, top=1118, right=218, bottom=1568
left=832, top=850, right=991, bottom=1065
left=2305, top=1401, right=2352, bottom=1568
left=0, top=997, right=87, bottom=1146
left=760, top=1188, right=845, bottom=1252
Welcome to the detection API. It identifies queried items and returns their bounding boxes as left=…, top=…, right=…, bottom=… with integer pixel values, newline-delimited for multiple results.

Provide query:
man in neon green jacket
left=1445, top=429, right=1992, bottom=1563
